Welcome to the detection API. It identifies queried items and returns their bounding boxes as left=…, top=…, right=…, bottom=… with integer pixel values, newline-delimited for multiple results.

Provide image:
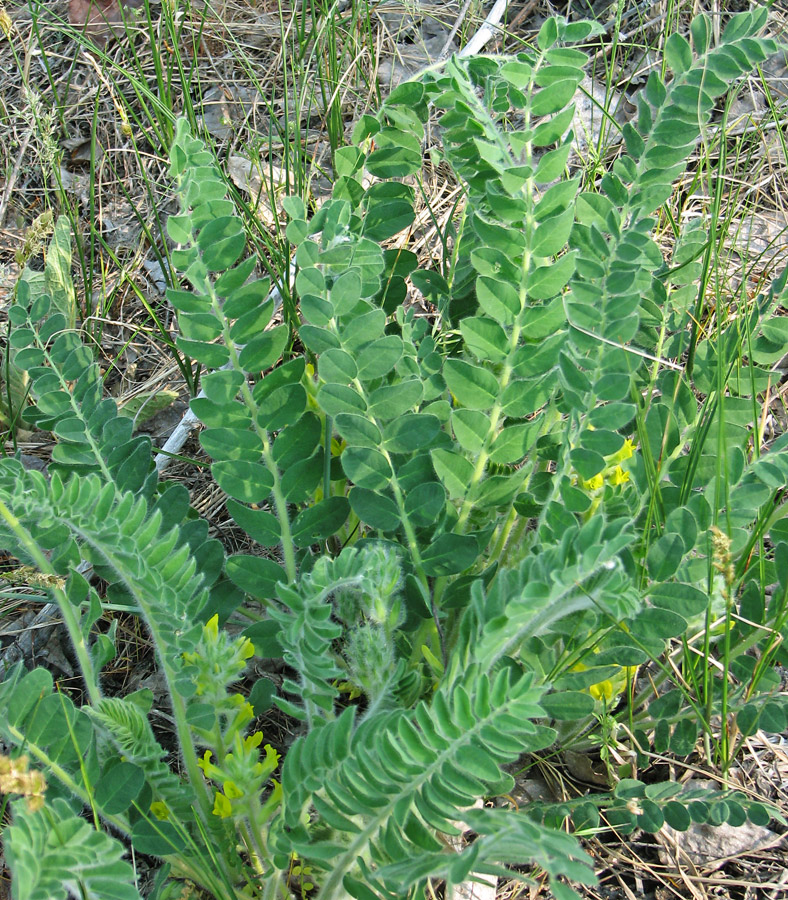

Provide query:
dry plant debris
left=67, top=0, right=143, bottom=47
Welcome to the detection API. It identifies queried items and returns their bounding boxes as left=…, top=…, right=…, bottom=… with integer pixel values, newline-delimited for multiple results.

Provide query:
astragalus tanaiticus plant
left=0, top=8, right=786, bottom=900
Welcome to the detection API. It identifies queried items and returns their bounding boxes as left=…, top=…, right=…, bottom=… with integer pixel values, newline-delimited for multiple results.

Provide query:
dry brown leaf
left=68, top=0, right=142, bottom=47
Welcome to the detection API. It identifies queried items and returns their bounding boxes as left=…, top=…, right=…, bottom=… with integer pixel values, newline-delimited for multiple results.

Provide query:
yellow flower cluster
left=576, top=438, right=635, bottom=493
left=182, top=615, right=255, bottom=703
left=0, top=754, right=46, bottom=812
left=198, top=732, right=281, bottom=819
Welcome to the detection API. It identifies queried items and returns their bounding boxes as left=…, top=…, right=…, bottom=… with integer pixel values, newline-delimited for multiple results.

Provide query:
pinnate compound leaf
left=6, top=798, right=142, bottom=900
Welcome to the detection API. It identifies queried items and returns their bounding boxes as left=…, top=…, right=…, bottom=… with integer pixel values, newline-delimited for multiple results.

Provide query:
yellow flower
left=260, top=743, right=281, bottom=777
left=244, top=731, right=264, bottom=751
left=608, top=438, right=635, bottom=465
left=205, top=614, right=219, bottom=641
left=212, top=791, right=233, bottom=818
left=223, top=780, right=244, bottom=799
left=581, top=473, right=604, bottom=491
left=259, top=780, right=283, bottom=819
left=571, top=658, right=637, bottom=704
left=198, top=750, right=221, bottom=780
left=608, top=465, right=629, bottom=486
left=150, top=801, right=170, bottom=820
left=334, top=680, right=362, bottom=700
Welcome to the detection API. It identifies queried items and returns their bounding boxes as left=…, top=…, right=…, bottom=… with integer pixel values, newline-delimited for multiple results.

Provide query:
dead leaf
left=226, top=154, right=295, bottom=227
left=656, top=779, right=784, bottom=872
left=658, top=819, right=783, bottom=872
left=68, top=0, right=142, bottom=47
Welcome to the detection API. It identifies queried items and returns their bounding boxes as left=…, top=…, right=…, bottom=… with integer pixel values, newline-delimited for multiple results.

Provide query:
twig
left=0, top=130, right=32, bottom=228
left=500, top=0, right=540, bottom=39
left=459, top=0, right=511, bottom=57
left=439, top=0, right=474, bottom=60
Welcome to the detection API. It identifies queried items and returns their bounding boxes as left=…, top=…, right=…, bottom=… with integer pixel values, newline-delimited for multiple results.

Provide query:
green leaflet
left=349, top=487, right=401, bottom=531
left=292, top=497, right=351, bottom=547
left=212, top=460, right=273, bottom=503
left=443, top=359, right=498, bottom=410
left=6, top=799, right=142, bottom=900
